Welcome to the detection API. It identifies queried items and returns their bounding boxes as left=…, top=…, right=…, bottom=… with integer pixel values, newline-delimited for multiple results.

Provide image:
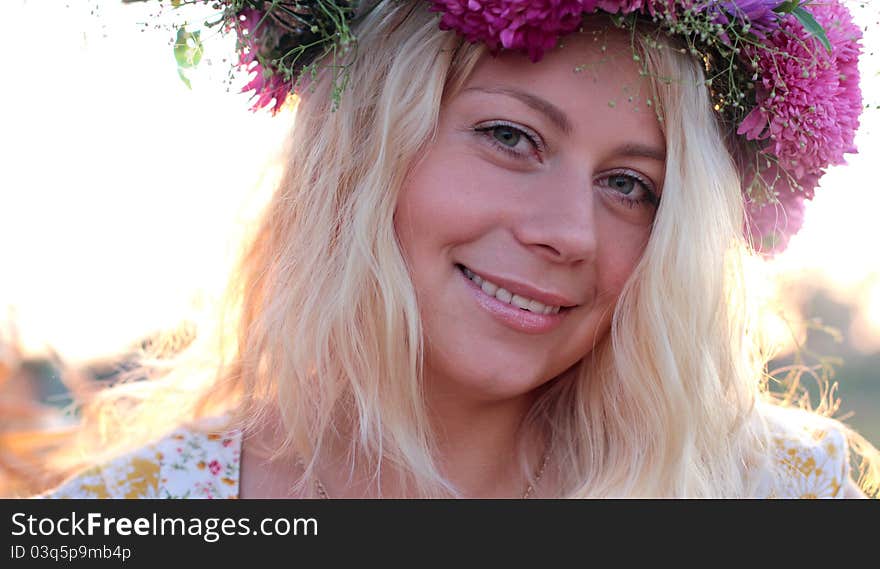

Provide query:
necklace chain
left=310, top=450, right=550, bottom=499
left=520, top=449, right=550, bottom=499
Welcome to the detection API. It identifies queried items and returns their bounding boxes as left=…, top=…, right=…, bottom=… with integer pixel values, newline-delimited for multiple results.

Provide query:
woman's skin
left=239, top=27, right=665, bottom=498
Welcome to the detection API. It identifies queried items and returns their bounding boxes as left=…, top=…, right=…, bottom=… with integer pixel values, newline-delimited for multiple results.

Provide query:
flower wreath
left=156, top=0, right=863, bottom=253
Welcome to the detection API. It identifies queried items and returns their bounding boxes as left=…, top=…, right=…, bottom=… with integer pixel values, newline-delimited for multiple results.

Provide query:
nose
left=511, top=170, right=598, bottom=264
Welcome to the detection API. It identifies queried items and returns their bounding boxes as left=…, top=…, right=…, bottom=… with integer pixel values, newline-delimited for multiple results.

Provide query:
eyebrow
left=462, top=86, right=573, bottom=135
left=611, top=143, right=666, bottom=163
left=462, top=86, right=666, bottom=162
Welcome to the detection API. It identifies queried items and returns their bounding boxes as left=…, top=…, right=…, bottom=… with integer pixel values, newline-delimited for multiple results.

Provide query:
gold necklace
left=311, top=450, right=550, bottom=499
left=521, top=450, right=550, bottom=499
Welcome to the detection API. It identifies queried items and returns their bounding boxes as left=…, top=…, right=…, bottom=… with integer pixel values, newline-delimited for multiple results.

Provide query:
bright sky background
left=1, top=0, right=879, bottom=364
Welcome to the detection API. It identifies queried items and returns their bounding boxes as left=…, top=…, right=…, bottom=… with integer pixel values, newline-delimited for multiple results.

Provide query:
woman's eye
left=597, top=170, right=659, bottom=208
left=492, top=125, right=522, bottom=148
left=473, top=121, right=543, bottom=160
left=607, top=174, right=637, bottom=195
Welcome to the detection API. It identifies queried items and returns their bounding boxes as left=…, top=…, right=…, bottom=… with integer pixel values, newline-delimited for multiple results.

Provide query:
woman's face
left=394, top=29, right=665, bottom=400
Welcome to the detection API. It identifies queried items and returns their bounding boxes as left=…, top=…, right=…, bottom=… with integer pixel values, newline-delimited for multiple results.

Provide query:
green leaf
left=177, top=68, right=192, bottom=90
left=174, top=27, right=203, bottom=69
left=792, top=6, right=832, bottom=53
left=773, top=1, right=801, bottom=14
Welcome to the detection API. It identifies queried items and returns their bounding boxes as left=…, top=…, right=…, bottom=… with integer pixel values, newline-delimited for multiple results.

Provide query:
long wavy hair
left=40, top=1, right=878, bottom=498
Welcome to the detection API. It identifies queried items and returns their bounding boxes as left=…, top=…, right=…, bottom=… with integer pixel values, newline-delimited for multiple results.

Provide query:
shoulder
left=756, top=405, right=851, bottom=499
left=40, top=416, right=242, bottom=499
left=39, top=439, right=164, bottom=499
left=154, top=418, right=242, bottom=499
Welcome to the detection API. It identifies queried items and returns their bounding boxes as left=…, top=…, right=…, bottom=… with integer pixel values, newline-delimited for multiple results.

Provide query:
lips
left=460, top=265, right=561, bottom=315
left=455, top=264, right=578, bottom=310
left=455, top=264, right=573, bottom=334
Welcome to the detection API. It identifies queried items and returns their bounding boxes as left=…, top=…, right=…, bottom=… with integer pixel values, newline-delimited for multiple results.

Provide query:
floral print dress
left=42, top=409, right=852, bottom=499
left=44, top=424, right=242, bottom=499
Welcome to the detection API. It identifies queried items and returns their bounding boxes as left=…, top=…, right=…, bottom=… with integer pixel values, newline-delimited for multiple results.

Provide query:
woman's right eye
left=473, top=121, right=544, bottom=161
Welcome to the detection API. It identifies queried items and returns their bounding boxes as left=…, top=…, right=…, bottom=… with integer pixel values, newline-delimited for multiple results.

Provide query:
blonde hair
left=48, top=1, right=878, bottom=498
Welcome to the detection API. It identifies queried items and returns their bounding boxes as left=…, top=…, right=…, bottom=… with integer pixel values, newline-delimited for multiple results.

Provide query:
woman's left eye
left=607, top=175, right=638, bottom=195
left=596, top=171, right=658, bottom=208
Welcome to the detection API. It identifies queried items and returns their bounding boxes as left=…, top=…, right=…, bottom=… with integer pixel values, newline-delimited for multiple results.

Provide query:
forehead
left=473, top=24, right=641, bottom=76
left=453, top=25, right=663, bottom=147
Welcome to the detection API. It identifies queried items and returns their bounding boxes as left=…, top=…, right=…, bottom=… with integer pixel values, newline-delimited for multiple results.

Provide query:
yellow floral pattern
left=41, top=411, right=850, bottom=498
left=42, top=424, right=241, bottom=499
left=756, top=408, right=849, bottom=499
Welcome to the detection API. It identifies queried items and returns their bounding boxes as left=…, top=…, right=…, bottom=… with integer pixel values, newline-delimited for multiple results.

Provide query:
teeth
left=511, top=294, right=531, bottom=310
left=496, top=287, right=513, bottom=303
left=461, top=265, right=562, bottom=314
left=528, top=299, right=547, bottom=313
left=481, top=280, right=498, bottom=295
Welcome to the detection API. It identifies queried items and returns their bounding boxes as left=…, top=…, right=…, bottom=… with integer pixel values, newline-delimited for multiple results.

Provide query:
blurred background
left=1, top=1, right=879, bottom=496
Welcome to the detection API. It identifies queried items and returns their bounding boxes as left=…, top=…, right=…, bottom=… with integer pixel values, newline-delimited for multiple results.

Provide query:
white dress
left=42, top=408, right=852, bottom=499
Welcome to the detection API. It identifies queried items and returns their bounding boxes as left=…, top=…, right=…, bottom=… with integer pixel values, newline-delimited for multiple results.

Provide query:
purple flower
left=718, top=0, right=783, bottom=34
left=696, top=0, right=784, bottom=45
left=429, top=0, right=652, bottom=62
left=429, top=0, right=585, bottom=62
left=596, top=0, right=647, bottom=12
left=234, top=8, right=293, bottom=113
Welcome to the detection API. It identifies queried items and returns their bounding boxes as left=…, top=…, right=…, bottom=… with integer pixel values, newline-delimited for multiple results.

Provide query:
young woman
left=42, top=0, right=877, bottom=498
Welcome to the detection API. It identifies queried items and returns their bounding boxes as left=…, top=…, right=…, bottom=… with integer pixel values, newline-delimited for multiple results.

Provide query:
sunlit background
left=1, top=1, right=879, bottom=448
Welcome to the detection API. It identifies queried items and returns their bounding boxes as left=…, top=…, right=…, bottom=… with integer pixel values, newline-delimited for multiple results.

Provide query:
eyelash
left=473, top=120, right=545, bottom=160
left=597, top=169, right=660, bottom=209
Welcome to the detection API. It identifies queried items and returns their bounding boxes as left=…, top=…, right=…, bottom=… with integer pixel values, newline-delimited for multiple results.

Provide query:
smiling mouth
left=455, top=264, right=571, bottom=315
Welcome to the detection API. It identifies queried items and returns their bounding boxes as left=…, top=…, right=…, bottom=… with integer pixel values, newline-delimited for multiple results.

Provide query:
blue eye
left=474, top=120, right=544, bottom=161
left=597, top=170, right=659, bottom=209
left=491, top=125, right=522, bottom=148
left=608, top=174, right=637, bottom=195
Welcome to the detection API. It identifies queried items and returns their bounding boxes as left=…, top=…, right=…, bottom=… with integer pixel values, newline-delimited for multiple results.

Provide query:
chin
left=429, top=352, right=557, bottom=401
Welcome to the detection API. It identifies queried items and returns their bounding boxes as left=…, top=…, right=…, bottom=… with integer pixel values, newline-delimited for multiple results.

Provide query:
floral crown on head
left=160, top=0, right=863, bottom=253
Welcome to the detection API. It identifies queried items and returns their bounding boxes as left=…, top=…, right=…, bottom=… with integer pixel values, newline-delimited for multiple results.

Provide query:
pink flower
left=235, top=8, right=263, bottom=68
left=233, top=8, right=293, bottom=113
left=738, top=0, right=860, bottom=250
left=743, top=2, right=861, bottom=183
left=429, top=2, right=750, bottom=62
left=430, top=0, right=584, bottom=62
left=429, top=1, right=650, bottom=62
left=596, top=0, right=646, bottom=12
left=208, top=460, right=222, bottom=476
left=241, top=66, right=293, bottom=114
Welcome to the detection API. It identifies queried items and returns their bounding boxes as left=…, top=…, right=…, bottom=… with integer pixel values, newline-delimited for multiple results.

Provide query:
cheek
left=595, top=216, right=651, bottom=297
left=395, top=150, right=500, bottom=255
left=395, top=164, right=462, bottom=285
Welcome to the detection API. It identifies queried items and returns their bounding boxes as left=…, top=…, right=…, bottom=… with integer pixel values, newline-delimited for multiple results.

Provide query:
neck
left=314, top=373, right=548, bottom=498
left=242, top=377, right=553, bottom=498
left=424, top=378, right=544, bottom=498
